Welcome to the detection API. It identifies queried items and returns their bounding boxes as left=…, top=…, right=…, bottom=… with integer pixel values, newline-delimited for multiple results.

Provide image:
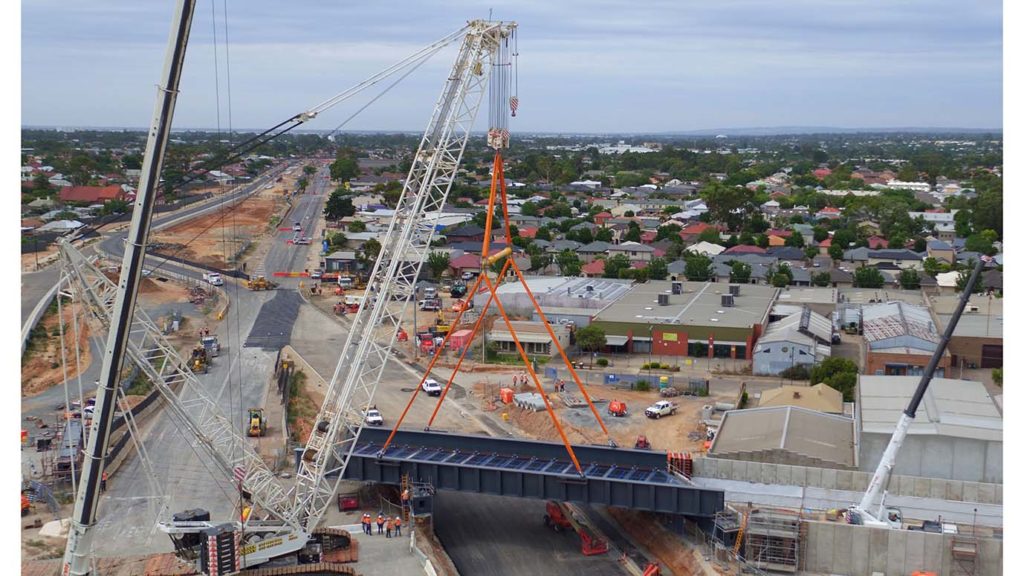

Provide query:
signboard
left=663, top=333, right=678, bottom=342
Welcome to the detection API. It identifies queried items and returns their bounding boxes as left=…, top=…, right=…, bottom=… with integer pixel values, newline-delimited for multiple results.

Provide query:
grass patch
left=286, top=370, right=318, bottom=442
left=125, top=373, right=153, bottom=396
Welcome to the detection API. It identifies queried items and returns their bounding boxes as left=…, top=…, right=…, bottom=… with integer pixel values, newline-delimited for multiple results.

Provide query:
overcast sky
left=21, top=0, right=1002, bottom=133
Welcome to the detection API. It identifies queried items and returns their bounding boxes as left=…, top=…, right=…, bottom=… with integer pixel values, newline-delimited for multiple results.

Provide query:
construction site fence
left=694, top=457, right=1003, bottom=505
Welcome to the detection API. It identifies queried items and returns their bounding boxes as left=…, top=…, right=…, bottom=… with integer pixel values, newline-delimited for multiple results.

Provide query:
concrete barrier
left=802, top=520, right=1002, bottom=576
left=694, top=457, right=1002, bottom=505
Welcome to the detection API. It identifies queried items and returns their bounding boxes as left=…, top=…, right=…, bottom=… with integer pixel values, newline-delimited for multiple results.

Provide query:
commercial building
left=862, top=301, right=950, bottom=376
left=709, top=406, right=857, bottom=469
left=752, top=308, right=832, bottom=375
left=470, top=276, right=633, bottom=329
left=772, top=286, right=839, bottom=317
left=857, top=375, right=1002, bottom=483
left=928, top=293, right=1002, bottom=369
left=589, top=281, right=776, bottom=359
left=487, top=320, right=570, bottom=357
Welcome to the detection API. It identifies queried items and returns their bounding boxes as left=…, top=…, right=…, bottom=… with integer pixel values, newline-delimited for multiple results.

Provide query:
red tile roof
left=723, top=245, right=766, bottom=255
left=59, top=185, right=124, bottom=203
left=766, top=228, right=793, bottom=238
left=519, top=227, right=538, bottom=239
left=867, top=236, right=889, bottom=249
left=640, top=231, right=656, bottom=243
left=449, top=254, right=480, bottom=270
left=818, top=238, right=832, bottom=248
left=581, top=260, right=605, bottom=275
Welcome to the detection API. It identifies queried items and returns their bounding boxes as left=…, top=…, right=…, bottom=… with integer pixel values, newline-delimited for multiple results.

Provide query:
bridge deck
left=340, top=429, right=724, bottom=517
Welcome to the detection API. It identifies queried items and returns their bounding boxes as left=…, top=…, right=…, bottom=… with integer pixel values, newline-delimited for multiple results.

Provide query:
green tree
left=812, top=226, right=829, bottom=243
left=328, top=231, right=348, bottom=247
left=324, top=190, right=355, bottom=220
left=348, top=219, right=367, bottom=233
left=702, top=181, right=754, bottom=231
left=530, top=252, right=553, bottom=272
left=697, top=227, right=722, bottom=243
left=811, top=271, right=831, bottom=287
left=684, top=253, right=714, bottom=281
left=520, top=201, right=539, bottom=217
left=655, top=223, right=682, bottom=241
left=954, top=209, right=973, bottom=237
left=923, top=257, right=942, bottom=277
left=853, top=266, right=885, bottom=288
left=534, top=227, right=552, bottom=241
left=804, top=246, right=819, bottom=260
left=956, top=267, right=984, bottom=293
left=898, top=268, right=921, bottom=289
left=303, top=164, right=317, bottom=176
left=594, top=227, right=613, bottom=242
left=729, top=261, right=751, bottom=283
left=556, top=249, right=582, bottom=276
left=784, top=231, right=805, bottom=248
left=575, top=325, right=607, bottom=366
left=623, top=222, right=642, bottom=243
left=828, top=244, right=845, bottom=261
left=426, top=251, right=450, bottom=279
left=647, top=257, right=668, bottom=280
left=330, top=148, right=360, bottom=182
left=31, top=172, right=52, bottom=196
left=100, top=199, right=129, bottom=215
left=603, top=254, right=632, bottom=278
left=810, top=357, right=859, bottom=401
left=964, top=230, right=998, bottom=256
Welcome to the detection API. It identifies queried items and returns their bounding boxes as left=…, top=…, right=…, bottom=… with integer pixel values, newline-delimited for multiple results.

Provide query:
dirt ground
left=289, top=370, right=326, bottom=444
left=150, top=178, right=293, bottom=269
left=22, top=303, right=93, bottom=397
left=607, top=508, right=726, bottom=576
left=473, top=377, right=719, bottom=453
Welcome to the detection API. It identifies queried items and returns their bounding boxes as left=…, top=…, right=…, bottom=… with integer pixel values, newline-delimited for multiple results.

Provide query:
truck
left=200, top=335, right=221, bottom=357
left=203, top=272, right=224, bottom=286
left=644, top=400, right=678, bottom=419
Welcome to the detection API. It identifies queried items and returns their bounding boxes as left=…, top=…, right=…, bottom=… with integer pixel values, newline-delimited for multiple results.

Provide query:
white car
left=421, top=378, right=442, bottom=397
left=461, top=272, right=474, bottom=281
left=363, top=408, right=384, bottom=426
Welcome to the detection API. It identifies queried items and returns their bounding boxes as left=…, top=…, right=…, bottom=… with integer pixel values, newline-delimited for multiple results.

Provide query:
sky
left=20, top=0, right=1003, bottom=133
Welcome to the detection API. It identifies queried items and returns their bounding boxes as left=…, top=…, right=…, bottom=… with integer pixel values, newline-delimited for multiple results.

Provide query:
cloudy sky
left=21, top=0, right=1002, bottom=133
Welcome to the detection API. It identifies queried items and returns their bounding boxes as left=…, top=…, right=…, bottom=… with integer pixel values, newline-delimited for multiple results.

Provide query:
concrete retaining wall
left=803, top=520, right=1002, bottom=576
left=694, top=457, right=1002, bottom=505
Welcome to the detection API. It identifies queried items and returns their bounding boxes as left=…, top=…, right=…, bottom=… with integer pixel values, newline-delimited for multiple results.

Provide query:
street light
left=647, top=324, right=653, bottom=381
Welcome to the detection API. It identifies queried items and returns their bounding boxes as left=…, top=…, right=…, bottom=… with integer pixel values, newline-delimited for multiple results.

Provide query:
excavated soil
left=21, top=304, right=93, bottom=397
left=606, top=508, right=720, bottom=576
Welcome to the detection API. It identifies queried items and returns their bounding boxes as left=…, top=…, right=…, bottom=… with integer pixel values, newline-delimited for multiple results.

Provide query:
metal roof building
left=861, top=301, right=949, bottom=375
left=709, top=406, right=857, bottom=469
left=857, top=375, right=1002, bottom=483
left=753, top=308, right=833, bottom=375
left=758, top=383, right=844, bottom=414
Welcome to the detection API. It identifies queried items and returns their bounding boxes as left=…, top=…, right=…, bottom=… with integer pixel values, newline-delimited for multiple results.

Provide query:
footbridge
left=333, top=428, right=724, bottom=518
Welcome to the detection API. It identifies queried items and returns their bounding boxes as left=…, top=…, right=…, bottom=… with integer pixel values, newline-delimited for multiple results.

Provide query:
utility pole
left=62, top=1, right=196, bottom=573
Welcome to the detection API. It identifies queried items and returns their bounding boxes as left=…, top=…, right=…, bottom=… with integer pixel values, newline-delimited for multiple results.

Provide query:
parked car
left=310, top=269, right=323, bottom=280
left=421, top=378, right=443, bottom=396
left=644, top=400, right=678, bottom=419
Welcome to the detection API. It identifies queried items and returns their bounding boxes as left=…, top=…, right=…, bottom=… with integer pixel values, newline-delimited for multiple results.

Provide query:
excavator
left=246, top=274, right=277, bottom=291
left=247, top=408, right=267, bottom=437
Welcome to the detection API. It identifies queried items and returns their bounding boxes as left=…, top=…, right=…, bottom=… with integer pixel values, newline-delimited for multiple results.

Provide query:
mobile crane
left=59, top=2, right=516, bottom=572
left=846, top=258, right=985, bottom=528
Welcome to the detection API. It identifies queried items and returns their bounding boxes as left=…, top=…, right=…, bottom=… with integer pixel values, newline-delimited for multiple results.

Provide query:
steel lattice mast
left=292, top=20, right=517, bottom=532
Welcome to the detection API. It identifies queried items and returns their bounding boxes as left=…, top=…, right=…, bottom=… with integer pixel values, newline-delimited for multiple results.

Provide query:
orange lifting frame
left=381, top=151, right=613, bottom=475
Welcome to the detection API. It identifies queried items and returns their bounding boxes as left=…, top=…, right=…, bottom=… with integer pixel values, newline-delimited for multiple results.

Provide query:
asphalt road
left=433, top=491, right=626, bottom=576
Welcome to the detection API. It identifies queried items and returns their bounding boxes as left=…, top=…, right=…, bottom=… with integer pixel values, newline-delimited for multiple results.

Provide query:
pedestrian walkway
left=336, top=523, right=421, bottom=574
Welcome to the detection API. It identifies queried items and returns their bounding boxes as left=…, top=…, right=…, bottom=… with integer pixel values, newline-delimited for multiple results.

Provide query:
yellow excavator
left=247, top=408, right=266, bottom=437
left=246, top=274, right=277, bottom=291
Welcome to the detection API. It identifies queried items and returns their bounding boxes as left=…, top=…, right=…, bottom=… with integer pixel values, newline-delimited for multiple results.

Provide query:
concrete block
left=815, top=522, right=835, bottom=575
left=760, top=463, right=777, bottom=485
left=716, top=458, right=732, bottom=479
left=741, top=461, right=758, bottom=482
left=790, top=465, right=807, bottom=486
left=922, top=531, right=944, bottom=575
left=995, top=483, right=1002, bottom=504
left=803, top=520, right=821, bottom=572
left=851, top=470, right=870, bottom=492
left=898, top=474, right=916, bottom=497
left=805, top=466, right=822, bottom=487
left=977, top=482, right=996, bottom=504
left=820, top=467, right=838, bottom=489
left=868, top=526, right=889, bottom=575
left=962, top=481, right=980, bottom=503
left=929, top=478, right=947, bottom=500
left=903, top=529, right=927, bottom=573
left=836, top=469, right=853, bottom=491
left=775, top=464, right=792, bottom=485
left=848, top=523, right=870, bottom=576
left=693, top=457, right=710, bottom=477
left=914, top=477, right=930, bottom=498
left=885, top=529, right=907, bottom=576
left=945, top=479, right=964, bottom=502
left=977, top=537, right=1003, bottom=576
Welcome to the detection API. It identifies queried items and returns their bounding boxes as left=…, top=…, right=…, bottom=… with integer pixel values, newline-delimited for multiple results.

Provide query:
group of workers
left=511, top=371, right=529, bottom=387
left=361, top=513, right=402, bottom=538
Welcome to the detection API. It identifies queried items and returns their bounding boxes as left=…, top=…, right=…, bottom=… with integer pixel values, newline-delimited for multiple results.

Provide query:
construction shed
left=752, top=307, right=832, bottom=375
left=857, top=375, right=1002, bottom=483
left=758, top=383, right=844, bottom=414
left=708, top=406, right=857, bottom=469
left=589, top=281, right=776, bottom=360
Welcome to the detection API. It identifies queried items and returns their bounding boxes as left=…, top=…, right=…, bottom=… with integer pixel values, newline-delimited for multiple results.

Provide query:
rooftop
left=759, top=383, right=844, bottom=414
left=838, top=287, right=926, bottom=307
left=858, top=376, right=1002, bottom=442
left=592, top=281, right=776, bottom=329
left=775, top=286, right=838, bottom=307
left=862, top=301, right=939, bottom=351
left=710, top=406, right=856, bottom=468
left=930, top=294, right=1003, bottom=339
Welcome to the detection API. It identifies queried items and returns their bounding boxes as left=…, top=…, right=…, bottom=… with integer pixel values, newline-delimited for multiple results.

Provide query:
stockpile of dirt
left=21, top=304, right=92, bottom=397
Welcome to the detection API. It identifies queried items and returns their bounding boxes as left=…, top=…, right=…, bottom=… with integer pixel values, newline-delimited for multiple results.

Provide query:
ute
left=363, top=407, right=384, bottom=426
left=644, top=400, right=677, bottom=419
left=421, top=378, right=442, bottom=396
left=202, top=272, right=224, bottom=286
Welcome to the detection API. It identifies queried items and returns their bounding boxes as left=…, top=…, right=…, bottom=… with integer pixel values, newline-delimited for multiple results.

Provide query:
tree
left=348, top=219, right=367, bottom=233
left=811, top=271, right=831, bottom=287
left=923, top=257, right=942, bottom=277
left=784, top=231, right=805, bottom=248
left=31, top=172, right=52, bottom=196
left=603, top=254, right=632, bottom=278
left=898, top=268, right=921, bottom=289
left=812, top=226, right=829, bottom=243
left=594, top=227, right=613, bottom=242
left=359, top=238, right=381, bottom=261
left=684, top=253, right=714, bottom=281
left=530, top=252, right=553, bottom=272
left=697, top=227, right=722, bottom=243
left=328, top=231, right=348, bottom=247
left=804, top=246, right=819, bottom=260
left=702, top=181, right=754, bottom=231
left=956, top=266, right=984, bottom=293
left=575, top=325, right=607, bottom=365
left=729, top=261, right=751, bottom=284
left=534, top=227, right=553, bottom=241
left=100, top=199, right=129, bottom=215
left=623, top=222, right=642, bottom=243
left=656, top=223, right=682, bottom=241
left=520, top=201, right=540, bottom=217
left=623, top=210, right=635, bottom=217
left=426, top=251, right=450, bottom=279
left=303, top=164, right=317, bottom=176
left=964, top=230, right=998, bottom=256
left=853, top=266, right=885, bottom=288
left=555, top=250, right=582, bottom=276
left=324, top=190, right=355, bottom=220
left=330, top=148, right=360, bottom=182
left=954, top=209, right=973, bottom=237
left=647, top=257, right=668, bottom=281
left=810, top=357, right=859, bottom=401
left=828, top=244, right=845, bottom=261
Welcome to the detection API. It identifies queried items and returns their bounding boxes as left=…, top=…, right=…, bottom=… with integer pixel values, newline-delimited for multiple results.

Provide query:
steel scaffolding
left=744, top=509, right=801, bottom=573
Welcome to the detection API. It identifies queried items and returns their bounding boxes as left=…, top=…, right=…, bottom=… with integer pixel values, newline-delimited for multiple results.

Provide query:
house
left=812, top=167, right=832, bottom=180
left=866, top=236, right=889, bottom=249
left=578, top=241, right=613, bottom=263
left=323, top=251, right=359, bottom=273
left=760, top=200, right=780, bottom=214
left=547, top=239, right=583, bottom=255
left=581, top=259, right=605, bottom=277
left=842, top=247, right=871, bottom=266
left=817, top=237, right=832, bottom=256
left=828, top=268, right=854, bottom=287
left=867, top=249, right=923, bottom=270
left=37, top=219, right=84, bottom=233
left=753, top=308, right=832, bottom=375
left=607, top=241, right=654, bottom=262
left=926, top=240, right=955, bottom=264
left=594, top=212, right=613, bottom=226
left=766, top=246, right=807, bottom=263
left=448, top=253, right=482, bottom=277
left=678, top=222, right=719, bottom=243
left=814, top=206, right=842, bottom=220
left=59, top=185, right=126, bottom=204
left=488, top=321, right=570, bottom=357
left=933, top=222, right=956, bottom=243
left=688, top=241, right=725, bottom=257
left=722, top=245, right=766, bottom=256
left=767, top=235, right=786, bottom=247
